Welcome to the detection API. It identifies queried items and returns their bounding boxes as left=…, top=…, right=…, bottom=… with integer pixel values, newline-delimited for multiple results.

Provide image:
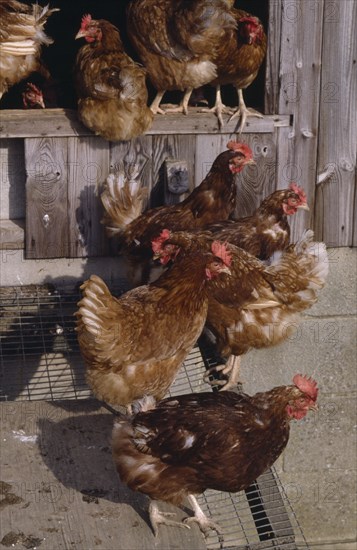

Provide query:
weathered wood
left=235, top=133, right=278, bottom=219
left=151, top=134, right=196, bottom=207
left=67, top=137, right=110, bottom=258
left=266, top=0, right=325, bottom=243
left=0, top=218, right=25, bottom=250
left=314, top=0, right=357, bottom=247
left=0, top=138, right=25, bottom=219
left=264, top=0, right=283, bottom=114
left=0, top=108, right=290, bottom=138
left=25, top=138, right=69, bottom=259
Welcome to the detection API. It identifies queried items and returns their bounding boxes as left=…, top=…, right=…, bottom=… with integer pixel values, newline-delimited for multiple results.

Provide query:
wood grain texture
left=0, top=109, right=290, bottom=138
left=25, top=138, right=69, bottom=259
left=0, top=139, right=25, bottom=219
left=266, top=0, right=325, bottom=243
left=151, top=134, right=196, bottom=207
left=67, top=137, right=110, bottom=258
left=314, top=0, right=357, bottom=246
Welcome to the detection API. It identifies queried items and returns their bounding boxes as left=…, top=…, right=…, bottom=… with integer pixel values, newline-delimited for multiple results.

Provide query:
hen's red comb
left=151, top=229, right=171, bottom=253
left=211, top=241, right=232, bottom=267
left=239, top=16, right=260, bottom=26
left=293, top=374, right=318, bottom=400
left=26, top=83, right=41, bottom=95
left=81, top=13, right=92, bottom=30
left=226, top=141, right=253, bottom=160
left=289, top=183, right=307, bottom=203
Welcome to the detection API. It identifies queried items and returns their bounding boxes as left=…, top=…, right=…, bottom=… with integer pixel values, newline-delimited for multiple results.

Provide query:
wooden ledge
left=0, top=108, right=290, bottom=138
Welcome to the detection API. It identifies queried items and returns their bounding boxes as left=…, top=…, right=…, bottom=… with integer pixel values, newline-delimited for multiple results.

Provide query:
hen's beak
left=75, top=30, right=86, bottom=40
left=297, top=203, right=310, bottom=211
left=245, top=158, right=256, bottom=166
left=309, top=403, right=319, bottom=412
left=220, top=265, right=232, bottom=276
left=37, top=96, right=45, bottom=109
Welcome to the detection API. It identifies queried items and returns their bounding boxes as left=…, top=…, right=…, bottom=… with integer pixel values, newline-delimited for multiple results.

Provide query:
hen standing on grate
left=75, top=243, right=231, bottom=410
left=154, top=228, right=328, bottom=390
left=112, top=374, right=318, bottom=538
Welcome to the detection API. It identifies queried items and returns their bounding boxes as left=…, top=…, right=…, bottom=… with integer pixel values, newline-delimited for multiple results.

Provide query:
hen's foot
left=184, top=515, right=223, bottom=538
left=185, top=495, right=223, bottom=540
left=149, top=502, right=190, bottom=537
left=203, top=356, right=242, bottom=391
left=229, top=106, right=264, bottom=133
left=200, top=104, right=233, bottom=129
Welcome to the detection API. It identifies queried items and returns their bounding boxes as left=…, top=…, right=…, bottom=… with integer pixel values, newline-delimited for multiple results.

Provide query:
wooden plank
left=0, top=218, right=25, bottom=250
left=0, top=108, right=290, bottom=138
left=151, top=134, right=196, bottom=207
left=67, top=137, right=110, bottom=258
left=266, top=0, right=325, bottom=244
left=264, top=0, right=283, bottom=114
left=314, top=0, right=357, bottom=246
left=0, top=139, right=25, bottom=219
left=25, top=138, right=69, bottom=259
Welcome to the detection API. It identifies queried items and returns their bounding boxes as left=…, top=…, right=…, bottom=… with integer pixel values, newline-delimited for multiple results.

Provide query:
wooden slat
left=25, top=138, right=69, bottom=259
left=0, top=138, right=25, bottom=219
left=0, top=108, right=290, bottom=138
left=67, top=137, right=110, bottom=258
left=314, top=0, right=357, bottom=247
left=264, top=0, right=283, bottom=115
left=266, top=0, right=325, bottom=243
left=151, top=134, right=196, bottom=206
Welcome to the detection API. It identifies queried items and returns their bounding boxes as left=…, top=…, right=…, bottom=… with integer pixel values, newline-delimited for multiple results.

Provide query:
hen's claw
left=186, top=495, right=224, bottom=539
left=149, top=502, right=190, bottom=537
left=183, top=515, right=223, bottom=538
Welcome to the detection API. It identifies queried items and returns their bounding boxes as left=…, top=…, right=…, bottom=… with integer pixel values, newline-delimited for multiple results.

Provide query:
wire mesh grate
left=0, top=285, right=310, bottom=549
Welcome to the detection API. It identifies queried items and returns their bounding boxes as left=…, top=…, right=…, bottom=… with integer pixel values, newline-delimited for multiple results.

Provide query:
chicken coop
left=0, top=1, right=356, bottom=549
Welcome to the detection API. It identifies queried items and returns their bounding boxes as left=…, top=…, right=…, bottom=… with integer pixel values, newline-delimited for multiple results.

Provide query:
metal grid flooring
left=0, top=285, right=310, bottom=550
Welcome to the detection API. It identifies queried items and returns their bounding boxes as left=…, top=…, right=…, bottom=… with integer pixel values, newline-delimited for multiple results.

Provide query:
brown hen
left=203, top=8, right=267, bottom=130
left=75, top=242, right=232, bottom=410
left=74, top=14, right=153, bottom=141
left=0, top=0, right=58, bottom=101
left=126, top=0, right=237, bottom=114
left=206, top=183, right=309, bottom=260
left=155, top=229, right=328, bottom=390
left=101, top=141, right=254, bottom=285
left=112, top=374, right=318, bottom=537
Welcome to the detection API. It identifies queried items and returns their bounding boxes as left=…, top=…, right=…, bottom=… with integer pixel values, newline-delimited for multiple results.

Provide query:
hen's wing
left=132, top=392, right=256, bottom=464
left=127, top=0, right=235, bottom=62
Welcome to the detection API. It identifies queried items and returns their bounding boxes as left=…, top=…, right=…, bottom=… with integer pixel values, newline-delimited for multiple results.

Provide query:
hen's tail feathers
left=32, top=4, right=59, bottom=46
left=101, top=164, right=148, bottom=237
left=0, top=4, right=58, bottom=55
left=75, top=274, right=112, bottom=337
left=268, top=229, right=329, bottom=311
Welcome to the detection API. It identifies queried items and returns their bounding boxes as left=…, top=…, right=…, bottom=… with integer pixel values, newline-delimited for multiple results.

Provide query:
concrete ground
left=0, top=247, right=356, bottom=549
